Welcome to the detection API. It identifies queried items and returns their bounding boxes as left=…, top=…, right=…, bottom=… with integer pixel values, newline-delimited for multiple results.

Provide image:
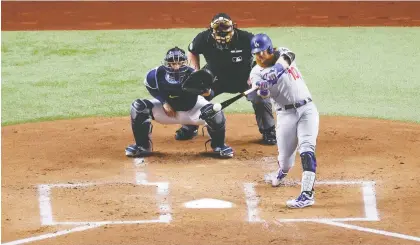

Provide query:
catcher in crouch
left=125, top=46, right=234, bottom=158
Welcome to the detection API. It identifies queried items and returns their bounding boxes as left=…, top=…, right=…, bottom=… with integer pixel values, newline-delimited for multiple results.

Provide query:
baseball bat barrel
left=220, top=87, right=258, bottom=110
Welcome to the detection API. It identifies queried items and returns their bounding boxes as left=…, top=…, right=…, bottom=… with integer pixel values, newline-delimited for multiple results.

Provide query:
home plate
left=183, top=198, right=234, bottom=209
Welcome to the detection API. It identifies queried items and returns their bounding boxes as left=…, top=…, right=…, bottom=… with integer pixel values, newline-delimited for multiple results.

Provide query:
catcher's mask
left=210, top=13, right=235, bottom=50
left=163, top=46, right=189, bottom=84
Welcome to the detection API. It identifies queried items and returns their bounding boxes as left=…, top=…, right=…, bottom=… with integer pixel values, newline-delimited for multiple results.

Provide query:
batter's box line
left=244, top=180, right=379, bottom=224
left=37, top=181, right=171, bottom=227
left=277, top=180, right=379, bottom=223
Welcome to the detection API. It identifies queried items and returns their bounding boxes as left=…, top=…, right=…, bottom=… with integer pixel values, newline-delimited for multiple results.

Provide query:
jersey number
left=287, top=67, right=301, bottom=80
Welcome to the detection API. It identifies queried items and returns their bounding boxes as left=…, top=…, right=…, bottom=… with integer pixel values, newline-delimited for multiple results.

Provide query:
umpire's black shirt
left=188, top=28, right=254, bottom=94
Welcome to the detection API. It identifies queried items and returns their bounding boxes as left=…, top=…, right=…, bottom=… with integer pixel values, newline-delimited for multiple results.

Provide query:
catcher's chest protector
left=155, top=66, right=198, bottom=112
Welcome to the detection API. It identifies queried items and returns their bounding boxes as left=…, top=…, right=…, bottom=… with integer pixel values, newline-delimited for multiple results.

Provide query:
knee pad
left=131, top=99, right=153, bottom=124
left=200, top=104, right=226, bottom=131
left=301, top=151, right=317, bottom=173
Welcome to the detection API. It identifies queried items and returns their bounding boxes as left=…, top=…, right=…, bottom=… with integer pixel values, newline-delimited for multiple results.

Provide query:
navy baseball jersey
left=144, top=66, right=197, bottom=112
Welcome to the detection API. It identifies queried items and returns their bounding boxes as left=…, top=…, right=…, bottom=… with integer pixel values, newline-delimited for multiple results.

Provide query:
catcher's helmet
left=251, top=33, right=273, bottom=55
left=210, top=13, right=234, bottom=50
left=163, top=46, right=189, bottom=84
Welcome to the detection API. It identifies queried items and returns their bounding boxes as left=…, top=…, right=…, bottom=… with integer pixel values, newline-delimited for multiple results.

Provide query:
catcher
left=125, top=47, right=234, bottom=158
left=175, top=13, right=277, bottom=146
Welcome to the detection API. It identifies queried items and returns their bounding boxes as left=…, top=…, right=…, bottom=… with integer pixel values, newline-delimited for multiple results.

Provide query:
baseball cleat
left=125, top=144, right=151, bottom=157
left=286, top=191, right=315, bottom=208
left=175, top=126, right=198, bottom=140
left=271, top=169, right=288, bottom=187
left=213, top=145, right=234, bottom=158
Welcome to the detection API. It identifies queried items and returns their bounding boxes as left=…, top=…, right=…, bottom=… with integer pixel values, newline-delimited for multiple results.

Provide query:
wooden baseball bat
left=220, top=86, right=258, bottom=110
left=219, top=55, right=291, bottom=110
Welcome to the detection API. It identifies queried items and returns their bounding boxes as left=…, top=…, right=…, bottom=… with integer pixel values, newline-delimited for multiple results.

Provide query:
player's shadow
left=129, top=151, right=224, bottom=161
left=248, top=138, right=269, bottom=146
left=198, top=152, right=227, bottom=159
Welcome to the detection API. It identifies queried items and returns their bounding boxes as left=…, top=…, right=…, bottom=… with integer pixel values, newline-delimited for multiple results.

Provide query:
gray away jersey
left=249, top=47, right=312, bottom=109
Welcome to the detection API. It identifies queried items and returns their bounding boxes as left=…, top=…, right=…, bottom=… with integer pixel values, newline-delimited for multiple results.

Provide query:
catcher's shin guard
left=130, top=99, right=153, bottom=149
left=201, top=104, right=233, bottom=158
left=200, top=104, right=226, bottom=147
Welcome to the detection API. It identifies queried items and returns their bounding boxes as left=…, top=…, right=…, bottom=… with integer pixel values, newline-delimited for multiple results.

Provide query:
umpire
left=175, top=12, right=276, bottom=145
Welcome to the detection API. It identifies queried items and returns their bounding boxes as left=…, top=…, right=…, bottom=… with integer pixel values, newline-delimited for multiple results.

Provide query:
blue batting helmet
left=250, top=33, right=273, bottom=54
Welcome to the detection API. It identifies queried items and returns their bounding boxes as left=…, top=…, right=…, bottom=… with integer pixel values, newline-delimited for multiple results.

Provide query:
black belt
left=278, top=98, right=312, bottom=111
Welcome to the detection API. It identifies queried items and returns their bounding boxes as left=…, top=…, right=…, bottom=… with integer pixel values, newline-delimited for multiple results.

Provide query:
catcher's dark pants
left=183, top=81, right=275, bottom=135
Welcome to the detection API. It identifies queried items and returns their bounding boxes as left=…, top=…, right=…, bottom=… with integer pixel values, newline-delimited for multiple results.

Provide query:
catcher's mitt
left=182, top=68, right=215, bottom=95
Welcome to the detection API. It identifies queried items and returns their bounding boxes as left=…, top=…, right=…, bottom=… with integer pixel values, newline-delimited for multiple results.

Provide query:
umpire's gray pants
left=246, top=90, right=275, bottom=133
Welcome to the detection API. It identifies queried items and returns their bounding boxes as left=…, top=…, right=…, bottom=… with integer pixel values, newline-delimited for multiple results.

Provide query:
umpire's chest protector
left=204, top=30, right=253, bottom=76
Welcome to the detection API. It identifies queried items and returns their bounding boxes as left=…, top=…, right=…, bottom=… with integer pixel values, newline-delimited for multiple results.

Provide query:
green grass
left=2, top=27, right=420, bottom=125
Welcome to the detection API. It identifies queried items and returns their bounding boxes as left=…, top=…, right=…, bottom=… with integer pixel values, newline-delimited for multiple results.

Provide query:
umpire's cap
left=211, top=13, right=232, bottom=22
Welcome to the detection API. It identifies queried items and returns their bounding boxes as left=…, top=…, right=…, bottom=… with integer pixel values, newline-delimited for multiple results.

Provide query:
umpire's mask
left=210, top=13, right=234, bottom=50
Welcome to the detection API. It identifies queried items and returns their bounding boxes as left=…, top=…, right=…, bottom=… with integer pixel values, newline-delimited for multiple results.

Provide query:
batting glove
left=256, top=81, right=270, bottom=90
left=257, top=89, right=270, bottom=98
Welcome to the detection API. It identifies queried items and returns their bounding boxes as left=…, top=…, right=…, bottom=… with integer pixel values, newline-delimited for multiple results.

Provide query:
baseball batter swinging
left=250, top=34, right=320, bottom=208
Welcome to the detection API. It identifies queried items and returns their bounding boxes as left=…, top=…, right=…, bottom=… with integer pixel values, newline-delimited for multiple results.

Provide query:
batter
left=249, top=33, right=319, bottom=208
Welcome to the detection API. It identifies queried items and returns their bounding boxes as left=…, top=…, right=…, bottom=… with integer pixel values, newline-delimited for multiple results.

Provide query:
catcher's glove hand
left=182, top=68, right=215, bottom=95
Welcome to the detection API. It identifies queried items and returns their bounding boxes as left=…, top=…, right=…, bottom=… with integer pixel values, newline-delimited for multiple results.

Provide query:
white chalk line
left=54, top=219, right=169, bottom=225
left=132, top=159, right=172, bottom=223
left=362, top=181, right=379, bottom=221
left=315, top=220, right=420, bottom=242
left=277, top=181, right=419, bottom=242
left=2, top=224, right=103, bottom=245
left=275, top=180, right=379, bottom=223
left=277, top=217, right=375, bottom=223
left=156, top=182, right=172, bottom=222
left=27, top=158, right=169, bottom=245
left=47, top=180, right=134, bottom=188
left=38, top=184, right=53, bottom=225
left=243, top=183, right=263, bottom=222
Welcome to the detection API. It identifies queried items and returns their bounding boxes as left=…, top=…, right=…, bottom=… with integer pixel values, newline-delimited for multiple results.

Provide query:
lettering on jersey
left=165, top=74, right=181, bottom=84
left=232, top=56, right=243, bottom=63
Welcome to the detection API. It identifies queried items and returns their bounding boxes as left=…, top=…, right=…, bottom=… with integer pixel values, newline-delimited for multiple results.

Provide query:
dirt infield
left=2, top=1, right=420, bottom=245
left=2, top=1, right=420, bottom=30
left=2, top=116, right=420, bottom=244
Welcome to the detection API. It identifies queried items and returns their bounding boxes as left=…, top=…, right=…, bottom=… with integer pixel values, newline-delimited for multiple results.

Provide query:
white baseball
left=213, top=103, right=222, bottom=112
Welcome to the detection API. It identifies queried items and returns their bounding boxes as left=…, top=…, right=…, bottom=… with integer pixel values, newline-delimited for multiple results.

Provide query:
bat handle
left=243, top=86, right=259, bottom=96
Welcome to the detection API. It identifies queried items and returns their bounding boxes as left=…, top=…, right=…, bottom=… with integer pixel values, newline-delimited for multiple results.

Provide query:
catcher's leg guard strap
left=130, top=99, right=154, bottom=148
left=301, top=151, right=317, bottom=173
left=200, top=104, right=226, bottom=147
